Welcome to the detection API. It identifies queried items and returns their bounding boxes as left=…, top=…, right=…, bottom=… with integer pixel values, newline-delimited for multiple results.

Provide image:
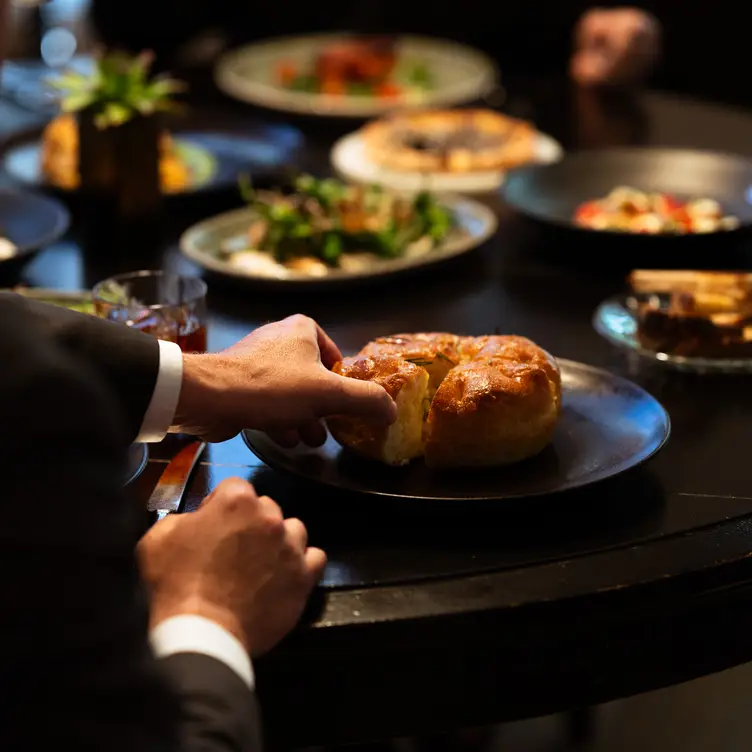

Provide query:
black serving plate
left=0, top=188, right=70, bottom=275
left=125, top=443, right=148, bottom=486
left=243, top=359, right=670, bottom=501
left=502, top=148, right=752, bottom=269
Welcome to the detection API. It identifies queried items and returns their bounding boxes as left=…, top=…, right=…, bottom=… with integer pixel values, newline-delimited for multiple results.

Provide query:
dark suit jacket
left=0, top=292, right=261, bottom=751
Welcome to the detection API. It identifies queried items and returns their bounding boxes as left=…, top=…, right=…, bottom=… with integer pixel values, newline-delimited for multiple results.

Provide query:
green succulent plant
left=47, top=50, right=186, bottom=129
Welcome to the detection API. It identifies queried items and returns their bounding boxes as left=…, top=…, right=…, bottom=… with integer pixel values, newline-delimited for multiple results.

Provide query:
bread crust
left=327, top=355, right=428, bottom=464
left=328, top=333, right=562, bottom=468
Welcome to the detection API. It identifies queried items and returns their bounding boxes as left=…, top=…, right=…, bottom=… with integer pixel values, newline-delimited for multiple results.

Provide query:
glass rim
left=92, top=269, right=207, bottom=309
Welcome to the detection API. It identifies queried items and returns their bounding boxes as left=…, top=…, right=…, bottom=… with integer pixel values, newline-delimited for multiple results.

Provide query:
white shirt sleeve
left=150, top=615, right=254, bottom=690
left=135, top=340, right=184, bottom=443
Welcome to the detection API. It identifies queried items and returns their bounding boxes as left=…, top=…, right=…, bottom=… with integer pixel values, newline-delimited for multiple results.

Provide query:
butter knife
left=147, top=441, right=207, bottom=521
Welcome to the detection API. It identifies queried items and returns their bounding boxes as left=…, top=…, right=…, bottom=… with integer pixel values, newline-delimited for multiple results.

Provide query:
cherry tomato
left=575, top=201, right=601, bottom=223
left=321, top=78, right=346, bottom=96
left=375, top=82, right=402, bottom=98
left=276, top=61, right=297, bottom=86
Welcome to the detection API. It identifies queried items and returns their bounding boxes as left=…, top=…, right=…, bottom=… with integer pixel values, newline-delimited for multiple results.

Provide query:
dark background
left=89, top=1, right=747, bottom=109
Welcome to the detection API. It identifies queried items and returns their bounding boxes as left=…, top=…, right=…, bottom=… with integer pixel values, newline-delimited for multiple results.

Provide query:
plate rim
left=214, top=33, right=499, bottom=117
left=0, top=131, right=263, bottom=197
left=178, top=194, right=499, bottom=286
left=4, top=286, right=91, bottom=303
left=125, top=443, right=149, bottom=486
left=502, top=146, right=752, bottom=237
left=332, top=129, right=564, bottom=193
left=241, top=357, right=671, bottom=501
left=0, top=186, right=70, bottom=261
left=593, top=294, right=752, bottom=372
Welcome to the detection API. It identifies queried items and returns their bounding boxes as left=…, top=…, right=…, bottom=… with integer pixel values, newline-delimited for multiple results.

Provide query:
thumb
left=316, top=372, right=398, bottom=425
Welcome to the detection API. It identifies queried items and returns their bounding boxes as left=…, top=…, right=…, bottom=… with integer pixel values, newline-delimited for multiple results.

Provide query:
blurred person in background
left=90, top=1, right=660, bottom=87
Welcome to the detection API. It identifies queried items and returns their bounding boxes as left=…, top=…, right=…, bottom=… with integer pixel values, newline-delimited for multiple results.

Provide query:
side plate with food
left=333, top=110, right=563, bottom=194
left=180, top=175, right=498, bottom=287
left=594, top=269, right=752, bottom=373
left=214, top=34, right=498, bottom=117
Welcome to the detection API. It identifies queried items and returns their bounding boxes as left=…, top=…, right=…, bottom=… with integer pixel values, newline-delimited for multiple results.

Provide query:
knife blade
left=147, top=441, right=207, bottom=521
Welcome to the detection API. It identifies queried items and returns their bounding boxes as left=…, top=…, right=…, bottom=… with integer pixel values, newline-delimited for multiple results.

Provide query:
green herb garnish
left=405, top=62, right=433, bottom=89
left=47, top=50, right=186, bottom=130
left=236, top=174, right=455, bottom=268
left=289, top=75, right=319, bottom=93
left=422, top=397, right=432, bottom=420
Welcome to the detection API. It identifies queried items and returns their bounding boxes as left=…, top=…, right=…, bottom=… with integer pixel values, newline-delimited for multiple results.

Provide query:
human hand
left=171, top=314, right=397, bottom=444
left=138, top=477, right=327, bottom=656
left=570, top=8, right=660, bottom=86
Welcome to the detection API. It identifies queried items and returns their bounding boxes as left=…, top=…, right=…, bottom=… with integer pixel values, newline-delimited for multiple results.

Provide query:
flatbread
left=362, top=109, right=537, bottom=173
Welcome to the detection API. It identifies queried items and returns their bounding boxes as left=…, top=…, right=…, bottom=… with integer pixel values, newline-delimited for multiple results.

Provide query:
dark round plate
left=1, top=127, right=302, bottom=197
left=242, top=359, right=670, bottom=501
left=502, top=148, right=752, bottom=266
left=125, top=443, right=148, bottom=486
left=0, top=187, right=70, bottom=268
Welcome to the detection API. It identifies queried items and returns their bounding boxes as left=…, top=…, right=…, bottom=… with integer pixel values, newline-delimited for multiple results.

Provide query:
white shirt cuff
left=150, top=615, right=254, bottom=690
left=135, top=340, right=184, bottom=443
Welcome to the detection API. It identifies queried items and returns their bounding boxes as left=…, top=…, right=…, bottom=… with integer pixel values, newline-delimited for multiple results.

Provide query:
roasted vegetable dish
left=575, top=187, right=740, bottom=234
left=275, top=36, right=433, bottom=98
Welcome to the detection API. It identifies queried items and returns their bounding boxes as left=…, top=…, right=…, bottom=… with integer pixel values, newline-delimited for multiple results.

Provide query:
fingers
left=298, top=420, right=328, bottom=447
left=256, top=494, right=284, bottom=521
left=304, top=547, right=328, bottom=583
left=315, top=372, right=398, bottom=425
left=314, top=324, right=343, bottom=370
left=284, top=517, right=308, bottom=553
left=198, top=479, right=283, bottom=525
left=284, top=517, right=327, bottom=588
left=285, top=313, right=343, bottom=370
left=198, top=476, right=257, bottom=507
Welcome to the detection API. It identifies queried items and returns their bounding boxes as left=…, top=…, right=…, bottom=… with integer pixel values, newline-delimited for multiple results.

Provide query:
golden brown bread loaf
left=327, top=333, right=561, bottom=468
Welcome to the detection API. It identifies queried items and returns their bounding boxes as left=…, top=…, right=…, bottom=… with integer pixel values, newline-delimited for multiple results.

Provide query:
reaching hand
left=571, top=8, right=660, bottom=87
left=172, top=314, right=397, bottom=444
left=139, top=477, right=327, bottom=656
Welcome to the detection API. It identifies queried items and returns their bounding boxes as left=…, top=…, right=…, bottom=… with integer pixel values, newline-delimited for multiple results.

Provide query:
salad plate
left=180, top=176, right=498, bottom=288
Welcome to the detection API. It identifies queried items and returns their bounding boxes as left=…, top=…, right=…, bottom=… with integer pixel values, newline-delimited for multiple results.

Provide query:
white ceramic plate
left=180, top=195, right=498, bottom=288
left=331, top=128, right=563, bottom=194
left=214, top=34, right=498, bottom=118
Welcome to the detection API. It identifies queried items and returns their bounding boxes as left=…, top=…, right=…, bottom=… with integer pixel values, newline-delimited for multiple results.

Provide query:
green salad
left=235, top=175, right=454, bottom=269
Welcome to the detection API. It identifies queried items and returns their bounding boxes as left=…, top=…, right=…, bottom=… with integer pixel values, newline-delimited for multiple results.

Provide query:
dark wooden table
left=6, top=75, right=752, bottom=749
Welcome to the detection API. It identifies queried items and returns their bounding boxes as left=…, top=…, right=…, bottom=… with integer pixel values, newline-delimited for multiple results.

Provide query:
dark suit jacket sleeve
left=161, top=654, right=264, bottom=752
left=0, top=295, right=260, bottom=752
left=0, top=291, right=160, bottom=444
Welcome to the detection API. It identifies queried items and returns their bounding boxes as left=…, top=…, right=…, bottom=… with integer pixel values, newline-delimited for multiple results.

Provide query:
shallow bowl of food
left=179, top=175, right=498, bottom=289
left=502, top=148, right=752, bottom=268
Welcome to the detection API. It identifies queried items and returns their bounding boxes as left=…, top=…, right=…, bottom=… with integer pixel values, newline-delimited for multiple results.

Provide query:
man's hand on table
left=571, top=7, right=661, bottom=86
left=171, top=313, right=397, bottom=445
left=139, top=477, right=326, bottom=657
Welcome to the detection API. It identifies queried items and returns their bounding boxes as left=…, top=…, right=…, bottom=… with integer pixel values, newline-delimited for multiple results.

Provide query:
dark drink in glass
left=93, top=270, right=208, bottom=352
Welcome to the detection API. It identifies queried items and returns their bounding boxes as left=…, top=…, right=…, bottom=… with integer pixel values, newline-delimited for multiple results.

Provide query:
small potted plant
left=48, top=50, right=186, bottom=223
